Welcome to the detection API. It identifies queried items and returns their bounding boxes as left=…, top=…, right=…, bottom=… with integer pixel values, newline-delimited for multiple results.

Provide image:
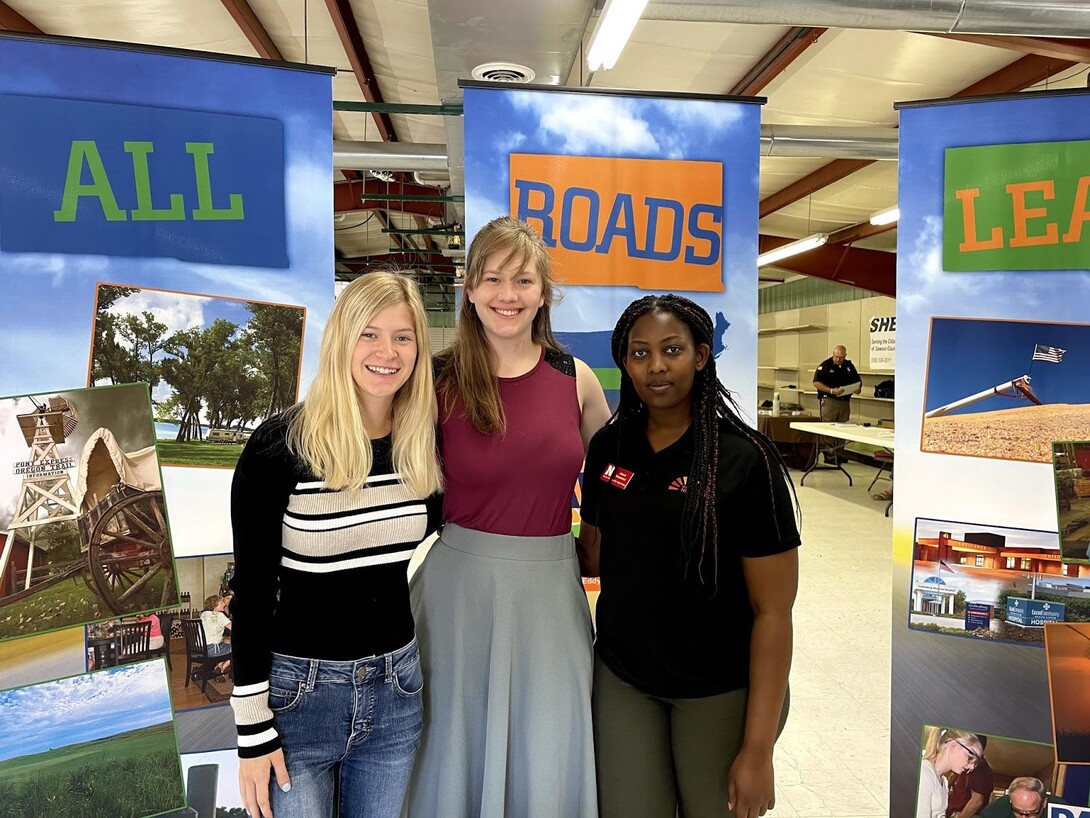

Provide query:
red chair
left=868, top=448, right=894, bottom=492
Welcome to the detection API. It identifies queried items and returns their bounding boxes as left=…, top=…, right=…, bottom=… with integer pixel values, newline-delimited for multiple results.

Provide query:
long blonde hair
left=921, top=726, right=983, bottom=764
left=437, top=216, right=563, bottom=434
left=287, top=272, right=441, bottom=497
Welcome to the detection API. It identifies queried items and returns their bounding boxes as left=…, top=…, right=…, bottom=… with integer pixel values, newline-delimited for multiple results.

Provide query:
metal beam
left=729, top=26, right=826, bottom=96
left=336, top=251, right=459, bottom=284
left=334, top=101, right=463, bottom=116
left=373, top=209, right=409, bottom=250
left=759, top=54, right=1075, bottom=219
left=828, top=220, right=896, bottom=246
left=761, top=125, right=897, bottom=160
left=642, top=1, right=1090, bottom=38
left=219, top=0, right=282, bottom=60
left=382, top=227, right=462, bottom=236
left=759, top=160, right=873, bottom=219
left=956, top=52, right=1074, bottom=97
left=334, top=140, right=447, bottom=172
left=350, top=192, right=463, bottom=202
left=338, top=252, right=458, bottom=268
left=0, top=1, right=41, bottom=33
left=928, top=33, right=1090, bottom=65
left=324, top=0, right=397, bottom=142
left=758, top=235, right=895, bottom=296
left=412, top=214, right=438, bottom=252
left=334, top=179, right=448, bottom=217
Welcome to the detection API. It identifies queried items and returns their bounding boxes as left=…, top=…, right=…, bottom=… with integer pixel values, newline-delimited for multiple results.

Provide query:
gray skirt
left=403, top=523, right=598, bottom=818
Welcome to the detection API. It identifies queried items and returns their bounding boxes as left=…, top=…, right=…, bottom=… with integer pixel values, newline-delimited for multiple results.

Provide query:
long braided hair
left=610, top=294, right=798, bottom=590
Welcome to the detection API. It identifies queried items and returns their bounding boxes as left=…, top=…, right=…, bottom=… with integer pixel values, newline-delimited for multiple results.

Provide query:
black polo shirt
left=813, top=356, right=860, bottom=401
left=581, top=418, right=800, bottom=699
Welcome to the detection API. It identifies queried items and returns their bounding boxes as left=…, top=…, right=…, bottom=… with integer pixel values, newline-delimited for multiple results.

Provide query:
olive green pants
left=592, top=654, right=789, bottom=818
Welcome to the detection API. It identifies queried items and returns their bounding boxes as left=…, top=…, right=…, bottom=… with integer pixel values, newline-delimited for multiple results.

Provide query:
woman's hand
left=727, top=745, right=775, bottom=818
left=239, top=749, right=291, bottom=818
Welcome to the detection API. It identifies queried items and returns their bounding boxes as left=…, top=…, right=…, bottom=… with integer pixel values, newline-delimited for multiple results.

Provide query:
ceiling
left=3, top=0, right=1090, bottom=302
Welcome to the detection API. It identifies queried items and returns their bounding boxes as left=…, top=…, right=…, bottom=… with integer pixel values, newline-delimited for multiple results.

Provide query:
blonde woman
left=917, top=727, right=985, bottom=818
left=405, top=217, right=611, bottom=817
left=229, top=272, right=443, bottom=818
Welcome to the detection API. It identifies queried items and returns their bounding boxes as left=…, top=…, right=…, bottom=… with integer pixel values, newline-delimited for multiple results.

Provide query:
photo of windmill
left=921, top=318, right=1090, bottom=463
left=0, top=384, right=177, bottom=640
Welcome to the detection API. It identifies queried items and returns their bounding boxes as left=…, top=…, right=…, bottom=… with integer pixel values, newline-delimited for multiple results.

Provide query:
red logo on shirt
left=600, top=464, right=634, bottom=489
left=668, top=476, right=688, bottom=492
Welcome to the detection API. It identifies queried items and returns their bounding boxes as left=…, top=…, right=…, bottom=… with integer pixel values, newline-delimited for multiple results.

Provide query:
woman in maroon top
left=403, top=216, right=610, bottom=818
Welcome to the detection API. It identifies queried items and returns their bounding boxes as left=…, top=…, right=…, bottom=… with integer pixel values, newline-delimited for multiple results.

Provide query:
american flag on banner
left=939, top=559, right=956, bottom=573
left=1032, top=344, right=1065, bottom=363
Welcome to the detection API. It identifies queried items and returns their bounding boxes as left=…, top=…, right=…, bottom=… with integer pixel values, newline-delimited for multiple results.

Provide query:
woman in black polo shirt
left=578, top=294, right=800, bottom=818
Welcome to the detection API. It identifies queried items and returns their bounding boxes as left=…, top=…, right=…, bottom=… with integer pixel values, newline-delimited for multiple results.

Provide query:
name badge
left=600, top=464, right=634, bottom=489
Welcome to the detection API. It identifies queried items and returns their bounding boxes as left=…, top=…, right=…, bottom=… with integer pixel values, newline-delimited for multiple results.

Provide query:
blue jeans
left=269, top=639, right=424, bottom=818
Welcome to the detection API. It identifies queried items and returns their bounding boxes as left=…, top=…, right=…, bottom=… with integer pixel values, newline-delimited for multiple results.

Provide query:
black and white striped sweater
left=228, top=413, right=441, bottom=758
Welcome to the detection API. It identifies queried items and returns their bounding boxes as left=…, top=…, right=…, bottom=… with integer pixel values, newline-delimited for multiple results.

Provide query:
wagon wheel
left=87, top=491, right=173, bottom=615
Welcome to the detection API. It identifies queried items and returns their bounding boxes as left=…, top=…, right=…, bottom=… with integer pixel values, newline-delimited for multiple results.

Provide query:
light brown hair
left=437, top=216, right=563, bottom=434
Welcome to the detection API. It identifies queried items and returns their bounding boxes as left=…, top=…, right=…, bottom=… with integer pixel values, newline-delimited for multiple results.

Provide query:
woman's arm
left=229, top=421, right=294, bottom=818
left=574, top=357, right=611, bottom=450
left=575, top=521, right=601, bottom=578
left=728, top=547, right=799, bottom=818
left=576, top=426, right=610, bottom=578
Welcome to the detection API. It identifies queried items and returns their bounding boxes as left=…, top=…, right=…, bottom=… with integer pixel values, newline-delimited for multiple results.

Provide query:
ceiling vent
left=470, top=62, right=536, bottom=83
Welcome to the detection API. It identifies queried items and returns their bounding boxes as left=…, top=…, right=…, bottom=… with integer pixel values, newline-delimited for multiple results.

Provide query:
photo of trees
left=89, top=284, right=305, bottom=467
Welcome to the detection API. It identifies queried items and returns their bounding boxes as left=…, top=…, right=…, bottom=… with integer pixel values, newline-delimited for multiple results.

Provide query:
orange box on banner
left=509, top=153, right=724, bottom=291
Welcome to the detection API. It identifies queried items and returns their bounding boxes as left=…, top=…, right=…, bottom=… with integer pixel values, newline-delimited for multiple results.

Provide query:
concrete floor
left=772, top=460, right=892, bottom=817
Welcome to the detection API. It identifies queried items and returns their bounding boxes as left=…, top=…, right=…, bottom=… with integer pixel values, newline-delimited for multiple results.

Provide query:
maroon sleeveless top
left=440, top=348, right=584, bottom=536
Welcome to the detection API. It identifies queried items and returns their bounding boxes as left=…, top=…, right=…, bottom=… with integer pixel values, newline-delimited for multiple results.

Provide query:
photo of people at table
left=85, top=553, right=235, bottom=710
left=913, top=725, right=1089, bottom=818
left=909, top=516, right=1090, bottom=647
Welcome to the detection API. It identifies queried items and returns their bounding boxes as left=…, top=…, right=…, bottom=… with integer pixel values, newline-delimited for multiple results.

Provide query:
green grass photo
left=0, top=661, right=183, bottom=817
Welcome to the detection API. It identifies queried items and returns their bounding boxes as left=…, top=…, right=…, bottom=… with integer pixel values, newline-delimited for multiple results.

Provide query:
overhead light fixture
left=586, top=0, right=650, bottom=72
left=757, top=233, right=829, bottom=268
left=869, top=206, right=900, bottom=226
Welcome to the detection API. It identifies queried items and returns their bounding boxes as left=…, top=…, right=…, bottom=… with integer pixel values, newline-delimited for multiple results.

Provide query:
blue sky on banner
left=896, top=92, right=1090, bottom=525
left=0, top=37, right=332, bottom=397
left=0, top=662, right=173, bottom=762
left=89, top=288, right=299, bottom=409
left=463, top=87, right=761, bottom=412
left=891, top=93, right=1090, bottom=811
left=898, top=93, right=1090, bottom=402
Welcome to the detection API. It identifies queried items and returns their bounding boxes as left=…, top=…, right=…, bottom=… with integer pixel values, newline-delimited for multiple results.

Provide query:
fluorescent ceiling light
left=869, top=206, right=900, bottom=226
left=586, top=0, right=650, bottom=72
left=757, top=233, right=829, bottom=267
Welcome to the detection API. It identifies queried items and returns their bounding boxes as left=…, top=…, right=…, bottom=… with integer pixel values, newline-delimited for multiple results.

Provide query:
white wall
left=758, top=295, right=895, bottom=424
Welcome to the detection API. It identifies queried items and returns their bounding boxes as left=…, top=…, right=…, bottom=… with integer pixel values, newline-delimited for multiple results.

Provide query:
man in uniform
left=813, top=345, right=860, bottom=423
